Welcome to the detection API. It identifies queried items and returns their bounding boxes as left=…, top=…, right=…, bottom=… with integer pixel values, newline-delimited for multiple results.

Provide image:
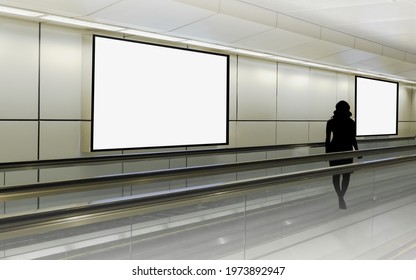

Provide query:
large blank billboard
left=355, top=76, right=398, bottom=136
left=92, top=35, right=229, bottom=151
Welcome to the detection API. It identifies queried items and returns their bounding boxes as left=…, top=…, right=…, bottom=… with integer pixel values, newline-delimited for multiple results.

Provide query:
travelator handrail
left=0, top=137, right=413, bottom=172
left=1, top=148, right=416, bottom=239
left=1, top=144, right=416, bottom=201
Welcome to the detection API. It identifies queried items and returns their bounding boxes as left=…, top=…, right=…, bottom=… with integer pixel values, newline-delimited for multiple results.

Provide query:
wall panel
left=398, top=122, right=412, bottom=137
left=228, top=121, right=238, bottom=148
left=229, top=55, right=238, bottom=121
left=5, top=170, right=38, bottom=187
left=0, top=121, right=38, bottom=163
left=236, top=121, right=276, bottom=147
left=336, top=74, right=350, bottom=102
left=237, top=57, right=277, bottom=120
left=309, top=122, right=327, bottom=143
left=277, top=63, right=310, bottom=120
left=398, top=84, right=412, bottom=122
left=0, top=17, right=39, bottom=119
left=309, top=69, right=337, bottom=120
left=40, top=24, right=83, bottom=119
left=39, top=163, right=122, bottom=183
left=276, top=122, right=309, bottom=145
left=39, top=121, right=82, bottom=160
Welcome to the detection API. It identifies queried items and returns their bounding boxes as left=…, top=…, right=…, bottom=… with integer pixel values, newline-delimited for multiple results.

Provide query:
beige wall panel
left=276, top=122, right=309, bottom=145
left=81, top=34, right=93, bottom=121
left=347, top=75, right=356, bottom=114
left=412, top=86, right=416, bottom=121
left=187, top=154, right=236, bottom=166
left=336, top=74, right=351, bottom=107
left=398, top=122, right=412, bottom=137
left=277, top=63, right=310, bottom=120
left=39, top=163, right=122, bottom=183
left=40, top=24, right=82, bottom=119
left=0, top=17, right=38, bottom=119
left=0, top=121, right=38, bottom=163
left=39, top=121, right=81, bottom=160
left=123, top=159, right=170, bottom=173
left=309, top=122, right=327, bottom=143
left=5, top=170, right=38, bottom=186
left=228, top=121, right=238, bottom=148
left=398, top=84, right=412, bottom=122
left=309, top=69, right=337, bottom=120
left=411, top=122, right=416, bottom=136
left=237, top=57, right=277, bottom=120
left=236, top=122, right=276, bottom=147
left=229, top=55, right=238, bottom=120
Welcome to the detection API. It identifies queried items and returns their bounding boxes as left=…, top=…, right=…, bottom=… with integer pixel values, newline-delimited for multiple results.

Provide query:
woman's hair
left=333, top=100, right=352, bottom=118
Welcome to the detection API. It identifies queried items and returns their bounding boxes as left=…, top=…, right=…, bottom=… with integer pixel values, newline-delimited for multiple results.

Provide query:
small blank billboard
left=355, top=76, right=398, bottom=136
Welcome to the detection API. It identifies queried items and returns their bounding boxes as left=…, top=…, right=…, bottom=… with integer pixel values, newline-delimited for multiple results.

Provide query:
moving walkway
left=1, top=138, right=416, bottom=259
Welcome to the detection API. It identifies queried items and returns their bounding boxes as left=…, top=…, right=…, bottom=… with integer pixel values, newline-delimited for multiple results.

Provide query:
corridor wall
left=0, top=15, right=415, bottom=213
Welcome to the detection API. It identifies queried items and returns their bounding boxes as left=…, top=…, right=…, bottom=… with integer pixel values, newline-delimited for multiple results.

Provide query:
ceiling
left=2, top=0, right=416, bottom=82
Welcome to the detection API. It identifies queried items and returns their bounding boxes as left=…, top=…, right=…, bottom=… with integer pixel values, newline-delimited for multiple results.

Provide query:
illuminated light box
left=91, top=35, right=229, bottom=151
left=355, top=76, right=398, bottom=136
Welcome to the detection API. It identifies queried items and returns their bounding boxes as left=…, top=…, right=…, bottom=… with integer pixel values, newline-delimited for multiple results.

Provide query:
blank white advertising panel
left=355, top=76, right=398, bottom=136
left=92, top=35, right=229, bottom=151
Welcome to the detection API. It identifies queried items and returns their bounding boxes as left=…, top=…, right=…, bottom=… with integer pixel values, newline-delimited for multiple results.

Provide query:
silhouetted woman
left=325, top=100, right=358, bottom=209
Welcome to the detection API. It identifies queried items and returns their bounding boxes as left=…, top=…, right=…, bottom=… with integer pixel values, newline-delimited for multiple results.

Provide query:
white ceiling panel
left=169, top=13, right=273, bottom=43
left=240, top=0, right=390, bottom=14
left=394, top=68, right=416, bottom=80
left=220, top=0, right=277, bottom=27
left=374, top=62, right=416, bottom=76
left=88, top=0, right=218, bottom=32
left=234, top=28, right=317, bottom=54
left=377, top=34, right=416, bottom=55
left=174, top=0, right=220, bottom=12
left=344, top=19, right=416, bottom=39
left=289, top=2, right=416, bottom=27
left=319, top=49, right=379, bottom=66
left=0, top=0, right=120, bottom=17
left=277, top=39, right=351, bottom=60
left=356, top=55, right=401, bottom=70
